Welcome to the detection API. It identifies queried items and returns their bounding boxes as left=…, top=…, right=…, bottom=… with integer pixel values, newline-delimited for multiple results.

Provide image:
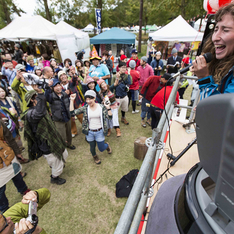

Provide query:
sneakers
left=132, top=110, right=140, bottom=113
left=121, top=117, right=129, bottom=125
left=93, top=155, right=101, bottom=164
left=141, top=120, right=146, bottom=128
left=146, top=119, right=151, bottom=126
left=116, top=128, right=121, bottom=137
left=51, top=175, right=66, bottom=185
left=107, top=128, right=111, bottom=137
left=67, top=145, right=76, bottom=150
left=106, top=142, right=112, bottom=154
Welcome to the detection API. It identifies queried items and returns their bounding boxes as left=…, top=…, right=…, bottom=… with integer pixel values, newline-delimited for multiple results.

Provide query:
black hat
left=161, top=73, right=171, bottom=80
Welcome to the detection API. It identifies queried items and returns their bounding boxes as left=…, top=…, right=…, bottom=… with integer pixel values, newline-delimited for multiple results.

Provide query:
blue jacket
left=150, top=59, right=164, bottom=76
left=199, top=66, right=234, bottom=99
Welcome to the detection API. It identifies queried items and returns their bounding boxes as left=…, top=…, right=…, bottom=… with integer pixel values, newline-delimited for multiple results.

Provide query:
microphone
left=179, top=52, right=213, bottom=74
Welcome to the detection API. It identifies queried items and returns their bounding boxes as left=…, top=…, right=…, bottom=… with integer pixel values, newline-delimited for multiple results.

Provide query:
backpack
left=116, top=169, right=139, bottom=198
left=0, top=125, right=15, bottom=169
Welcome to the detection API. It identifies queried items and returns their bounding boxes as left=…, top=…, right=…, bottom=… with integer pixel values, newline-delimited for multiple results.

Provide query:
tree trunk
left=43, top=0, right=52, bottom=21
left=138, top=0, right=143, bottom=53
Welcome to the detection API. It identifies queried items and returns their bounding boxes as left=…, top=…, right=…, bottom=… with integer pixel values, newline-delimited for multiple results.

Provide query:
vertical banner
left=95, top=8, right=101, bottom=34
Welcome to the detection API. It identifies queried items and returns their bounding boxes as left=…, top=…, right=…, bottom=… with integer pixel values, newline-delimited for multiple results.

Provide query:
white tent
left=194, top=18, right=207, bottom=32
left=82, top=23, right=95, bottom=33
left=149, top=15, right=204, bottom=42
left=0, top=16, right=89, bottom=63
left=56, top=21, right=90, bottom=60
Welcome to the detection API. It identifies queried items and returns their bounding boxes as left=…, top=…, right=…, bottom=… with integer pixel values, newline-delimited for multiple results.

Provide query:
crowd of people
left=1, top=2, right=234, bottom=232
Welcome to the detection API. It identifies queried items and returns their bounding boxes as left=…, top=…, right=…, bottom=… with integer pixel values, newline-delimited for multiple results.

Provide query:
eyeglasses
left=0, top=214, right=8, bottom=233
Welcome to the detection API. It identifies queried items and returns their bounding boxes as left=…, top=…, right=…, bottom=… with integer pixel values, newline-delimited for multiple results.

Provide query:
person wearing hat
left=25, top=55, right=35, bottom=73
left=3, top=53, right=18, bottom=68
left=0, top=118, right=30, bottom=213
left=150, top=51, right=164, bottom=76
left=58, top=70, right=84, bottom=137
left=150, top=73, right=179, bottom=129
left=70, top=90, right=112, bottom=164
left=1, top=188, right=50, bottom=234
left=111, top=61, right=132, bottom=125
left=126, top=49, right=140, bottom=69
left=45, top=79, right=76, bottom=151
left=89, top=54, right=110, bottom=92
left=166, top=48, right=182, bottom=74
left=97, top=79, right=121, bottom=137
left=34, top=66, right=42, bottom=77
left=129, top=60, right=140, bottom=113
left=23, top=88, right=68, bottom=185
left=116, top=54, right=128, bottom=72
left=147, top=43, right=157, bottom=65
left=82, top=76, right=102, bottom=103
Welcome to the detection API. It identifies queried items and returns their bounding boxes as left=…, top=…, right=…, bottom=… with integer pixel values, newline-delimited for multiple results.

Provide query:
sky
left=14, top=0, right=38, bottom=16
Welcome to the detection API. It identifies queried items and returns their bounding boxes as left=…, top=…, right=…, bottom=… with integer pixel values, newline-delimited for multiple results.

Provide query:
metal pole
left=114, top=74, right=181, bottom=234
left=129, top=105, right=175, bottom=234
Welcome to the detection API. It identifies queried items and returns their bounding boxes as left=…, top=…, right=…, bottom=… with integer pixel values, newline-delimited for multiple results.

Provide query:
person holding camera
left=111, top=62, right=132, bottom=125
left=1, top=188, right=51, bottom=234
left=23, top=88, right=68, bottom=185
left=70, top=90, right=112, bottom=164
left=97, top=79, right=121, bottom=137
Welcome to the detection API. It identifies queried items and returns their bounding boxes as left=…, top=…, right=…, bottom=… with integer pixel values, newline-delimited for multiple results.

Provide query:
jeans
left=141, top=98, right=151, bottom=120
left=150, top=106, right=162, bottom=129
left=0, top=172, right=27, bottom=212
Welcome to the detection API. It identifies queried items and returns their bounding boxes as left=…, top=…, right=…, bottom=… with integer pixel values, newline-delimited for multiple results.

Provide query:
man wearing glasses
left=0, top=188, right=50, bottom=234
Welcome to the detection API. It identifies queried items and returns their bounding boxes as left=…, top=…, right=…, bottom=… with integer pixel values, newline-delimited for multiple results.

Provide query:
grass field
left=6, top=86, right=193, bottom=234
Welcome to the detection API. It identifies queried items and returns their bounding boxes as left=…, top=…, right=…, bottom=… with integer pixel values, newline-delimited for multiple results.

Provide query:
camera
left=13, top=201, right=38, bottom=234
left=125, top=85, right=129, bottom=92
left=68, top=61, right=72, bottom=66
left=22, top=73, right=49, bottom=90
left=104, top=95, right=110, bottom=105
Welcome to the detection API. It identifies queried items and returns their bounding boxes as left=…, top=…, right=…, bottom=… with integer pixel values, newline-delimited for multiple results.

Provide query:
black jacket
left=45, top=89, right=70, bottom=122
left=167, top=56, right=182, bottom=74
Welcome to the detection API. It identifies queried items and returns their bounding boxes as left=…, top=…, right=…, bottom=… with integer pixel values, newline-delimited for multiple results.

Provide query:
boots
left=107, top=128, right=111, bottom=137
left=93, top=155, right=101, bottom=164
left=116, top=128, right=121, bottom=137
left=121, top=117, right=129, bottom=125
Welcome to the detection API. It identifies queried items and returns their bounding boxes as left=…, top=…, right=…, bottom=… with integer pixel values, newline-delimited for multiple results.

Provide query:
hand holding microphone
left=188, top=52, right=213, bottom=79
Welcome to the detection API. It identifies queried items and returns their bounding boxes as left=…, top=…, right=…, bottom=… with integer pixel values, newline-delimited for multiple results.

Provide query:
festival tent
left=0, top=15, right=87, bottom=63
left=90, top=27, right=136, bottom=45
left=82, top=23, right=95, bottom=33
left=194, top=18, right=207, bottom=32
left=149, top=15, right=204, bottom=42
left=56, top=21, right=90, bottom=59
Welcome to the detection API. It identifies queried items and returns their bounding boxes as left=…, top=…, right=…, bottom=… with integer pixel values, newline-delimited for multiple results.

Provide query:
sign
left=95, top=8, right=101, bottom=34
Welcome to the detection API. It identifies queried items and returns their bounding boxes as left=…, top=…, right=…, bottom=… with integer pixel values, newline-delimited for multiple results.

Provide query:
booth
left=0, top=15, right=90, bottom=64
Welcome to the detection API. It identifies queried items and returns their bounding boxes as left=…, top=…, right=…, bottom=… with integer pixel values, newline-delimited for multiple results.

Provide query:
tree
left=35, top=0, right=54, bottom=22
left=0, top=0, right=25, bottom=28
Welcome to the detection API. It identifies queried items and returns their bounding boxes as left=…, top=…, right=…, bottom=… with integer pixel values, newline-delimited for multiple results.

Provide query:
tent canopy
left=0, top=16, right=90, bottom=63
left=90, top=27, right=136, bottom=44
left=0, top=15, right=71, bottom=40
left=149, top=15, right=204, bottom=42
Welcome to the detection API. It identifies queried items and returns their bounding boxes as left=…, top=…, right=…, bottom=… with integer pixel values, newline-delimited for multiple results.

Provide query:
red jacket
left=140, top=75, right=161, bottom=101
left=126, top=57, right=140, bottom=70
left=151, top=86, right=179, bottom=109
left=129, top=70, right=140, bottom=90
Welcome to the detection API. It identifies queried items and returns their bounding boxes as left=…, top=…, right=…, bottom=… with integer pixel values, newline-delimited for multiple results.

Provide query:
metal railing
left=114, top=73, right=197, bottom=234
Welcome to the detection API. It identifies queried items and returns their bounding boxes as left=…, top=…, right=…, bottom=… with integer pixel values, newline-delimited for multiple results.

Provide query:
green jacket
left=4, top=188, right=51, bottom=234
left=11, top=78, right=28, bottom=112
left=72, top=104, right=112, bottom=136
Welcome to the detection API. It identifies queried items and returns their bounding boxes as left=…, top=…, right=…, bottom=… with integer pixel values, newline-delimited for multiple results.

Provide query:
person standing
left=45, top=79, right=76, bottom=150
left=129, top=60, right=140, bottom=113
left=111, top=62, right=132, bottom=125
left=150, top=51, right=164, bottom=76
left=70, top=90, right=112, bottom=164
left=126, top=49, right=140, bottom=69
left=166, top=48, right=182, bottom=74
left=14, top=44, right=23, bottom=64
left=25, top=56, right=35, bottom=73
left=89, top=55, right=110, bottom=92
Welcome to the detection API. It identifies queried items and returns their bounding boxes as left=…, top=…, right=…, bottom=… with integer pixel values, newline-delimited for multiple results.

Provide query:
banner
left=95, top=8, right=101, bottom=34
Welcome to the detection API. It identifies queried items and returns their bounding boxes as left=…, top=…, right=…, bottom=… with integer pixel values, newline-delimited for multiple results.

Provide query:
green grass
left=6, top=105, right=152, bottom=234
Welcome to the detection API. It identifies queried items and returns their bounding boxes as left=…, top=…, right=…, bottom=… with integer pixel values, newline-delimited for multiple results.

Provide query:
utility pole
left=138, top=0, right=143, bottom=52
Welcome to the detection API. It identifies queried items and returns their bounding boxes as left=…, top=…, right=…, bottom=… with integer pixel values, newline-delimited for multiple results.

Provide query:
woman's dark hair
left=28, top=94, right=37, bottom=107
left=85, top=95, right=95, bottom=99
left=64, top=58, right=72, bottom=65
left=202, top=2, right=234, bottom=84
left=102, top=50, right=109, bottom=57
left=118, top=61, right=126, bottom=68
left=0, top=86, right=7, bottom=97
left=42, top=53, right=49, bottom=60
left=75, top=59, right=83, bottom=67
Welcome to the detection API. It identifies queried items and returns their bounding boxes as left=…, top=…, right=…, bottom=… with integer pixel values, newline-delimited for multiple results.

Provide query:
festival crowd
left=1, top=2, right=234, bottom=232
